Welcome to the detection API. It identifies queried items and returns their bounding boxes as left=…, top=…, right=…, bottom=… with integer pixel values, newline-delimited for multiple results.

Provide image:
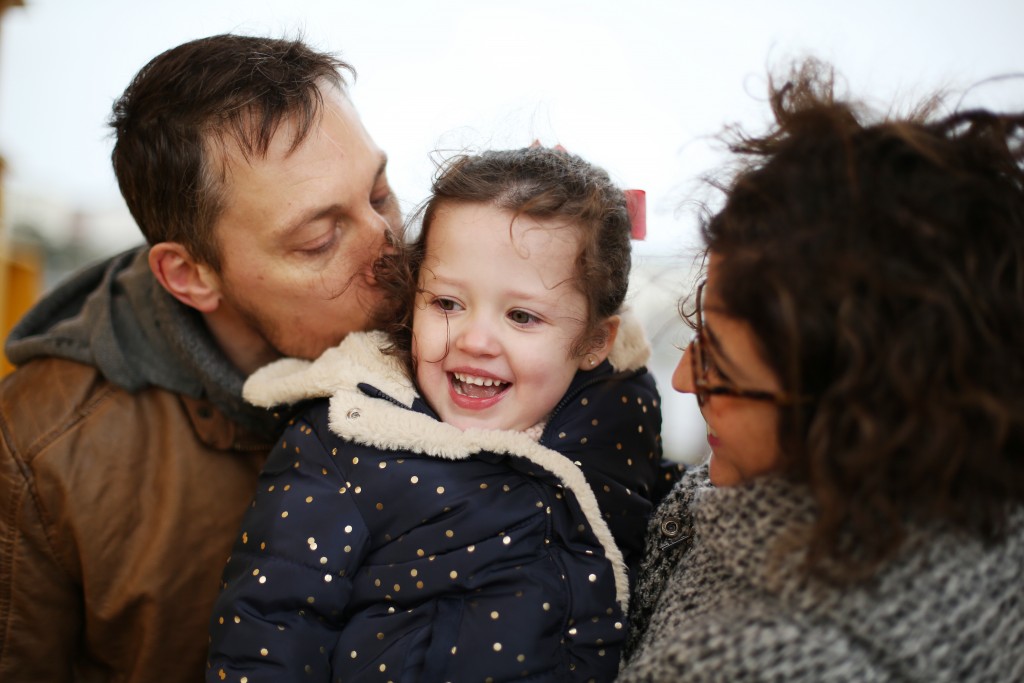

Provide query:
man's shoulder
left=0, top=357, right=181, bottom=462
left=3, top=355, right=122, bottom=412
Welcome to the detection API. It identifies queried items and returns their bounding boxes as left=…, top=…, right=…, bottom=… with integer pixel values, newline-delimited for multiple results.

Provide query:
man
left=0, top=34, right=401, bottom=682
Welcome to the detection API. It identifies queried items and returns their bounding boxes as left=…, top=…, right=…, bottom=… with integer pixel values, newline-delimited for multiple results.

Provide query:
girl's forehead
left=427, top=202, right=582, bottom=253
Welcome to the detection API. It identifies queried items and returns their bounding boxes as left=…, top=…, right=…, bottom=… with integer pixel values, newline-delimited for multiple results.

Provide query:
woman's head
left=680, top=60, right=1024, bottom=577
left=672, top=262, right=792, bottom=488
left=377, top=146, right=633, bottom=429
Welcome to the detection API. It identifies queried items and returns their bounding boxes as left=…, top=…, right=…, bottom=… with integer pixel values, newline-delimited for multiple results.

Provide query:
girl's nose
left=672, top=340, right=697, bottom=395
left=454, top=317, right=500, bottom=357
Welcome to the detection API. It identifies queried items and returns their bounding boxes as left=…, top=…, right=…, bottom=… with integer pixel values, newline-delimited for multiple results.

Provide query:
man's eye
left=297, top=230, right=337, bottom=256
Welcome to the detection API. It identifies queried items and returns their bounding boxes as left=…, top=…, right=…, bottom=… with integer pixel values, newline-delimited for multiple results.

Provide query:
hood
left=6, top=247, right=188, bottom=391
left=6, top=246, right=281, bottom=437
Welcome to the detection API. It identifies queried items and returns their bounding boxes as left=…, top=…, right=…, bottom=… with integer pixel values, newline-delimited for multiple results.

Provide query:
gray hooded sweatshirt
left=5, top=245, right=284, bottom=439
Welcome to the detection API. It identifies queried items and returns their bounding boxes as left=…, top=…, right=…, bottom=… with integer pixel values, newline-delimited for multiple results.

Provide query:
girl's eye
left=508, top=310, right=537, bottom=325
left=434, top=297, right=461, bottom=312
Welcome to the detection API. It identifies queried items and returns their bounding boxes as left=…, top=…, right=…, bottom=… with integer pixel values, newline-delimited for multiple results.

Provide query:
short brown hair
left=109, top=34, right=353, bottom=269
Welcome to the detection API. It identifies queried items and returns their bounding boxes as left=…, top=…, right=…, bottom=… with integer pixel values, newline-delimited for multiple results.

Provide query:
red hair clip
left=625, top=189, right=646, bottom=240
left=529, top=141, right=646, bottom=240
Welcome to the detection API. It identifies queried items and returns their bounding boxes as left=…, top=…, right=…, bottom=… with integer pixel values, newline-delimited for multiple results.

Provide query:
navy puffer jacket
left=207, top=322, right=677, bottom=682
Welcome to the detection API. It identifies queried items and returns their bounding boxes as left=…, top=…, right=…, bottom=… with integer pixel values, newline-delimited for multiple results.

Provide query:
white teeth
left=707, top=425, right=719, bottom=438
left=453, top=372, right=507, bottom=387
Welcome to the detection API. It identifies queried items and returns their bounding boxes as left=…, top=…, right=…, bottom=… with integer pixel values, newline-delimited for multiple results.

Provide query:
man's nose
left=380, top=220, right=400, bottom=255
left=378, top=200, right=405, bottom=246
left=366, top=207, right=397, bottom=242
left=360, top=208, right=402, bottom=264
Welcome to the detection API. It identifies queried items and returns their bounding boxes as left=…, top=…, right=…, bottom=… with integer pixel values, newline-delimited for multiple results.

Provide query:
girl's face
left=412, top=202, right=616, bottom=432
left=672, top=259, right=783, bottom=486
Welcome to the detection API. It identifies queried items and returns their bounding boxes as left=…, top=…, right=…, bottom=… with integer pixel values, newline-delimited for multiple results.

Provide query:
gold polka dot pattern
left=206, top=352, right=679, bottom=681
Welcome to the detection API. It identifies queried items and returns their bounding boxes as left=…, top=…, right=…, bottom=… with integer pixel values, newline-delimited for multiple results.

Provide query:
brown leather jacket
left=0, top=356, right=274, bottom=682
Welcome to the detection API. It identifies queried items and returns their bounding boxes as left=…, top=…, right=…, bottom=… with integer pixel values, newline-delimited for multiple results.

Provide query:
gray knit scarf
left=620, top=466, right=1024, bottom=682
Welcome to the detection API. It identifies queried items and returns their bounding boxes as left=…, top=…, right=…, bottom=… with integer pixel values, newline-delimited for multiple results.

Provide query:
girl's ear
left=148, top=242, right=223, bottom=313
left=578, top=315, right=621, bottom=371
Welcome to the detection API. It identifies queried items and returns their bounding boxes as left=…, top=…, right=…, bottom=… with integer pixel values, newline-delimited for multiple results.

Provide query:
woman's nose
left=672, top=341, right=697, bottom=395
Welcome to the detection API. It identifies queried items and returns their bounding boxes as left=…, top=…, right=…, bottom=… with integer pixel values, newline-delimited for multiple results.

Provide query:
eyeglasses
left=688, top=280, right=803, bottom=407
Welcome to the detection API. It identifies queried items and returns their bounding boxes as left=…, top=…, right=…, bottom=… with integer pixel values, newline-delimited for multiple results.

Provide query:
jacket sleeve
left=0, top=438, right=82, bottom=683
left=206, top=411, right=370, bottom=683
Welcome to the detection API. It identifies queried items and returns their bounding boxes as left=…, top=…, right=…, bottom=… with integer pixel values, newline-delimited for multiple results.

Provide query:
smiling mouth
left=451, top=372, right=510, bottom=399
left=706, top=424, right=721, bottom=448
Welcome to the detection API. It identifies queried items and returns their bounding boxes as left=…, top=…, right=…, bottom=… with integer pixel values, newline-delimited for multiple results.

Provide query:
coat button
left=658, top=516, right=689, bottom=551
left=347, top=409, right=361, bottom=419
left=660, top=517, right=682, bottom=538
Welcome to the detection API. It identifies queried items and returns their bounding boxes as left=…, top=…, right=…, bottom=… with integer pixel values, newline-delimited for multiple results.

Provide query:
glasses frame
left=689, top=280, right=803, bottom=408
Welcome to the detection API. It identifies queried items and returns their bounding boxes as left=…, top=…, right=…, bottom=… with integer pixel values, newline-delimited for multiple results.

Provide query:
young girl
left=206, top=147, right=678, bottom=682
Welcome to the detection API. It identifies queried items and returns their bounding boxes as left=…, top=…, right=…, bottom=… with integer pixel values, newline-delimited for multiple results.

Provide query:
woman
left=619, top=62, right=1024, bottom=682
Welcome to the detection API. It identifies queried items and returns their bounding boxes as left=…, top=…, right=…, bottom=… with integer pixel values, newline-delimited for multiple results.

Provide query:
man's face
left=209, top=85, right=401, bottom=366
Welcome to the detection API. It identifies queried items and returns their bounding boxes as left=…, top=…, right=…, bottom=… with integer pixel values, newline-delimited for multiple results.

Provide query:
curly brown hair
left=699, top=60, right=1024, bottom=581
left=375, top=146, right=633, bottom=375
left=109, top=34, right=353, bottom=270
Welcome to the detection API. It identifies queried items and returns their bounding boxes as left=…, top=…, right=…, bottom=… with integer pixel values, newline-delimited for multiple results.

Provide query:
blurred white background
left=1, top=0, right=1021, bottom=461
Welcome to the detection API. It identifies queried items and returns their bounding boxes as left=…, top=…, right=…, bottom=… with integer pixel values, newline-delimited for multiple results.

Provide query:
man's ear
left=148, top=242, right=222, bottom=313
left=578, top=315, right=621, bottom=371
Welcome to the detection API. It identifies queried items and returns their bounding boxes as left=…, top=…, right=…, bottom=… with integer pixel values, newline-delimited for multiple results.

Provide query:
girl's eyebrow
left=428, top=271, right=560, bottom=306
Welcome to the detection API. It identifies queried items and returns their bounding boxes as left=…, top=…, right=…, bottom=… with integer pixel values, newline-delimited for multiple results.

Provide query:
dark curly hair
left=375, top=146, right=633, bottom=374
left=109, top=34, right=353, bottom=270
left=698, top=60, right=1024, bottom=581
